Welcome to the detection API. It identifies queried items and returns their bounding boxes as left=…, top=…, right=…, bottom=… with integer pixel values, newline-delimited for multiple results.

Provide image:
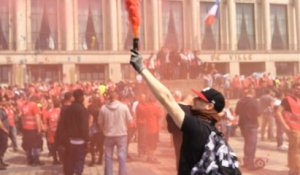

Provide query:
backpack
left=191, top=122, right=241, bottom=175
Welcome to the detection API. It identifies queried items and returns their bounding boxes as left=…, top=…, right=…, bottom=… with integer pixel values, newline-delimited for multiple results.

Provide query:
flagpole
left=215, top=18, right=219, bottom=55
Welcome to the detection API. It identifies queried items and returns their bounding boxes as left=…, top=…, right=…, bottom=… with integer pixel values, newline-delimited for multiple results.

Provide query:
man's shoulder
left=182, top=114, right=210, bottom=132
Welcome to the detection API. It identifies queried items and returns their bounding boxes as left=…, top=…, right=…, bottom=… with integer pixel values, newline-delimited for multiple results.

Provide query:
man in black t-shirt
left=0, top=99, right=9, bottom=170
left=166, top=91, right=193, bottom=169
left=130, top=50, right=226, bottom=175
left=235, top=88, right=261, bottom=170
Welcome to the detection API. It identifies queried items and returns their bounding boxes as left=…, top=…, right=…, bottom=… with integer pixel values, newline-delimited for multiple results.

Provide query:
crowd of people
left=146, top=48, right=205, bottom=80
left=0, top=80, right=164, bottom=174
left=0, top=61, right=299, bottom=174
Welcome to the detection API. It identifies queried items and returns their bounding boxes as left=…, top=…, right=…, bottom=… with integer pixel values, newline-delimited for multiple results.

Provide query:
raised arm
left=130, top=50, right=185, bottom=128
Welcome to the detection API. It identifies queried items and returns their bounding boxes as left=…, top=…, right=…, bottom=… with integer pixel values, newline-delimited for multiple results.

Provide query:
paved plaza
left=2, top=131, right=289, bottom=175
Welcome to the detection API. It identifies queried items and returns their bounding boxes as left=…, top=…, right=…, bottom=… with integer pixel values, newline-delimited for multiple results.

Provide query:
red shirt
left=5, top=108, right=15, bottom=127
left=231, top=77, right=241, bottom=89
left=146, top=102, right=161, bottom=134
left=21, top=102, right=40, bottom=130
left=136, top=102, right=149, bottom=124
left=46, top=108, right=61, bottom=132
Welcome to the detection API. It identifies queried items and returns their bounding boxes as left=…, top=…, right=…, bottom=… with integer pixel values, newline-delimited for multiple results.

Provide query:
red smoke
left=125, top=0, right=140, bottom=38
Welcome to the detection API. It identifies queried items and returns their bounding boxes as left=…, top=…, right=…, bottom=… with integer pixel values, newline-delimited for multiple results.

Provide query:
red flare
left=125, top=0, right=140, bottom=38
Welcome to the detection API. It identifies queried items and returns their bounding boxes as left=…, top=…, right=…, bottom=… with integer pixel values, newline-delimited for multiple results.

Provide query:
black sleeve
left=55, top=107, right=68, bottom=146
left=181, top=115, right=198, bottom=133
left=253, top=99, right=261, bottom=117
left=81, top=107, right=90, bottom=141
left=166, top=114, right=179, bottom=133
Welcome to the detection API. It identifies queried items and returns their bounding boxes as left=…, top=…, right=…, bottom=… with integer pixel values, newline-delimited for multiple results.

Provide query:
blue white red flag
left=205, top=0, right=221, bottom=26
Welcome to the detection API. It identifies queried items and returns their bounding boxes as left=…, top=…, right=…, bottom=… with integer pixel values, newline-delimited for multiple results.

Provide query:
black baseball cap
left=192, top=87, right=225, bottom=112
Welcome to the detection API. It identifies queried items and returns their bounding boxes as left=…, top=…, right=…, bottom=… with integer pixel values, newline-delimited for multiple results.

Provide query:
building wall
left=0, top=0, right=299, bottom=85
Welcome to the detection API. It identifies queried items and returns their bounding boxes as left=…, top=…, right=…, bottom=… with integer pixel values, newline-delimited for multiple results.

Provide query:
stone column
left=295, top=0, right=300, bottom=50
left=263, top=0, right=271, bottom=51
left=228, top=0, right=237, bottom=50
left=229, top=62, right=240, bottom=76
left=65, top=0, right=75, bottom=51
left=15, top=0, right=27, bottom=51
left=152, top=0, right=160, bottom=51
left=109, top=63, right=122, bottom=82
left=190, top=0, right=200, bottom=50
left=63, top=63, right=76, bottom=83
left=109, top=0, right=118, bottom=51
left=265, top=61, right=276, bottom=77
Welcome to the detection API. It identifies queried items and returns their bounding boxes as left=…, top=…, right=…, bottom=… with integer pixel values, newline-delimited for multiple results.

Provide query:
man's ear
left=206, top=103, right=214, bottom=110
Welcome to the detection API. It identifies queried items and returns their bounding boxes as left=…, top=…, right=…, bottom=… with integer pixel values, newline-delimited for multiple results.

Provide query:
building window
left=78, top=64, right=106, bottom=82
left=162, top=0, right=184, bottom=51
left=239, top=62, right=265, bottom=76
left=236, top=3, right=256, bottom=50
left=270, top=4, right=288, bottom=50
left=28, top=65, right=62, bottom=83
left=0, top=65, right=10, bottom=83
left=78, top=0, right=104, bottom=51
left=0, top=0, right=9, bottom=50
left=276, top=62, right=299, bottom=76
left=31, top=0, right=59, bottom=50
left=200, top=2, right=220, bottom=50
left=121, top=0, right=145, bottom=50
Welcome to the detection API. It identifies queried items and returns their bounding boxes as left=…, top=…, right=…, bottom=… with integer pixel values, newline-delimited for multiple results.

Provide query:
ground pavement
left=2, top=131, right=289, bottom=175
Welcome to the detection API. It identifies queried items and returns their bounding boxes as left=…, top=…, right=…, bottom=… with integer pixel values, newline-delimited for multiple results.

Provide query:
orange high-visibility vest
left=283, top=96, right=300, bottom=131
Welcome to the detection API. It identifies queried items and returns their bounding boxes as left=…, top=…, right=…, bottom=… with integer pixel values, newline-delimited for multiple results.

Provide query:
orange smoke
left=125, top=0, right=140, bottom=38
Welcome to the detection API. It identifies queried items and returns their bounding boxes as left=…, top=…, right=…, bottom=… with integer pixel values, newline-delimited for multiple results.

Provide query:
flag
left=205, top=0, right=221, bottom=26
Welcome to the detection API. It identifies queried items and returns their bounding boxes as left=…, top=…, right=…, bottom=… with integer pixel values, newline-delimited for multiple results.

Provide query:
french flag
left=205, top=0, right=221, bottom=26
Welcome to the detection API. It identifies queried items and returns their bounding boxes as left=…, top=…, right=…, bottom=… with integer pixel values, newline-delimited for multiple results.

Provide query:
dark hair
left=108, top=91, right=119, bottom=101
left=63, top=91, right=73, bottom=101
left=73, top=89, right=84, bottom=102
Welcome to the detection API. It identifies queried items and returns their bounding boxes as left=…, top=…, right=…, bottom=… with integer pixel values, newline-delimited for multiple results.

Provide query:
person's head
left=107, top=90, right=119, bottom=102
left=292, top=83, right=300, bottom=98
left=191, top=88, right=225, bottom=114
left=73, top=89, right=85, bottom=104
left=63, top=91, right=74, bottom=104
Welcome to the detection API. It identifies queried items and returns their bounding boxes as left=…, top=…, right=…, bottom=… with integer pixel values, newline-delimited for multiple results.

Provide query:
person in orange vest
left=277, top=83, right=300, bottom=175
left=45, top=98, right=61, bottom=165
left=20, top=96, right=43, bottom=166
left=145, top=96, right=162, bottom=163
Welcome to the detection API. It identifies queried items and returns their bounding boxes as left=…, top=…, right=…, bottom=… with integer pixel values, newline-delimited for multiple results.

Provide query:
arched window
left=0, top=0, right=9, bottom=50
left=162, top=0, right=184, bottom=51
left=78, top=0, right=104, bottom=51
left=270, top=4, right=288, bottom=50
left=236, top=3, right=256, bottom=50
left=31, top=0, right=59, bottom=50
left=200, top=1, right=220, bottom=50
